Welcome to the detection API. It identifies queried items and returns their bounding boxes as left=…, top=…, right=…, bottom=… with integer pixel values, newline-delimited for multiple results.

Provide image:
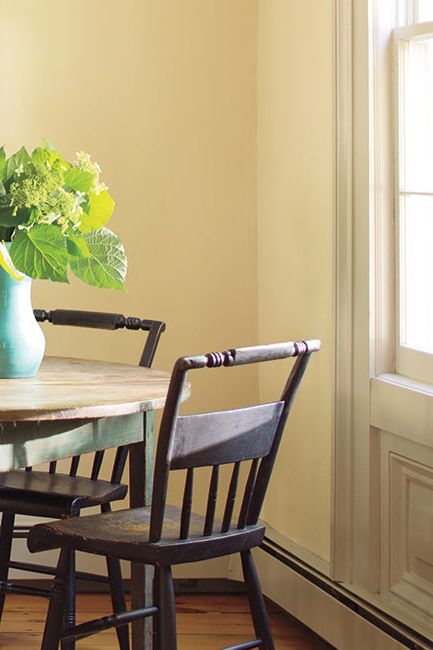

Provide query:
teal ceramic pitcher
left=0, top=264, right=45, bottom=378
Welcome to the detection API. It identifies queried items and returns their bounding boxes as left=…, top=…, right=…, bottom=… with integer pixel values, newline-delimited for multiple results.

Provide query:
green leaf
left=64, top=168, right=94, bottom=193
left=31, top=146, right=50, bottom=165
left=78, top=190, right=114, bottom=232
left=70, top=227, right=126, bottom=289
left=0, top=241, right=24, bottom=281
left=9, top=224, right=69, bottom=282
left=0, top=147, right=5, bottom=181
left=5, top=147, right=32, bottom=179
left=0, top=207, right=31, bottom=227
left=66, top=232, right=90, bottom=258
left=32, top=145, right=68, bottom=172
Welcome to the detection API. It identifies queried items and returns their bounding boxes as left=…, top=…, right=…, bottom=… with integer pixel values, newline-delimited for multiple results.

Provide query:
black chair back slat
left=237, top=458, right=259, bottom=530
left=33, top=309, right=165, bottom=370
left=90, top=451, right=105, bottom=481
left=49, top=462, right=57, bottom=475
left=149, top=339, right=320, bottom=544
left=110, top=447, right=129, bottom=485
left=180, top=468, right=194, bottom=539
left=203, top=465, right=219, bottom=536
left=169, top=402, right=284, bottom=470
left=45, top=309, right=123, bottom=330
left=69, top=456, right=80, bottom=477
left=221, top=461, right=240, bottom=533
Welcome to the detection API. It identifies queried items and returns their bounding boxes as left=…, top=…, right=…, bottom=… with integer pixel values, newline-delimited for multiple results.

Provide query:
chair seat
left=28, top=505, right=266, bottom=565
left=0, top=471, right=127, bottom=518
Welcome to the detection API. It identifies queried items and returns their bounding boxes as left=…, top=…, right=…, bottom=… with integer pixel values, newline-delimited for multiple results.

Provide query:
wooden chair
left=28, top=338, right=320, bottom=650
left=0, top=309, right=165, bottom=650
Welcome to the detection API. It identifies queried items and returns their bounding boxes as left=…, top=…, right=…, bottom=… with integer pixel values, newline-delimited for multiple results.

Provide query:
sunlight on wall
left=257, top=0, right=334, bottom=562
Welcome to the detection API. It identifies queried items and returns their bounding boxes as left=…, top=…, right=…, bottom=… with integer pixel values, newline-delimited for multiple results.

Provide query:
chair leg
left=61, top=550, right=76, bottom=650
left=241, top=549, right=275, bottom=650
left=0, top=512, right=15, bottom=622
left=102, top=502, right=130, bottom=650
left=106, top=555, right=130, bottom=650
left=156, top=565, right=177, bottom=650
left=42, top=548, right=72, bottom=650
left=152, top=567, right=160, bottom=650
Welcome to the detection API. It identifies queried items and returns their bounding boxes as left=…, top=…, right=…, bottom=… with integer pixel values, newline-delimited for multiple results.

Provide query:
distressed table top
left=0, top=356, right=186, bottom=422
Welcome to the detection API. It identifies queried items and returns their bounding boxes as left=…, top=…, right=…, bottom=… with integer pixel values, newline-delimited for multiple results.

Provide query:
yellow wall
left=0, top=0, right=259, bottom=412
left=257, top=0, right=334, bottom=561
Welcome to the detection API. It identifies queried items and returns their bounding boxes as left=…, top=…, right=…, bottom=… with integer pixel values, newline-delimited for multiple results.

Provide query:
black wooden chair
left=28, top=338, right=320, bottom=650
left=0, top=309, right=166, bottom=650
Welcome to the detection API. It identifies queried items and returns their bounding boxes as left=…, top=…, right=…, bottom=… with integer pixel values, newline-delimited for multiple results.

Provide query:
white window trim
left=394, top=21, right=433, bottom=382
left=334, top=0, right=433, bottom=592
left=332, top=0, right=355, bottom=582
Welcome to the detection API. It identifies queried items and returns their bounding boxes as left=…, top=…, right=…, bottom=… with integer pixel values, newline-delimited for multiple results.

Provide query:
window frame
left=394, top=21, right=433, bottom=383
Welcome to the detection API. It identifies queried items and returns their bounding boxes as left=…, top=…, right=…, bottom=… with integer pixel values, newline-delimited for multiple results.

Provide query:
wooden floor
left=1, top=592, right=335, bottom=649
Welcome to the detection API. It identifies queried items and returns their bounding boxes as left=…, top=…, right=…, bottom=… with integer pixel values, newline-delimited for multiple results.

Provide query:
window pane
left=398, top=1, right=409, bottom=27
left=418, top=1, right=433, bottom=22
left=400, top=36, right=433, bottom=192
left=400, top=194, right=433, bottom=352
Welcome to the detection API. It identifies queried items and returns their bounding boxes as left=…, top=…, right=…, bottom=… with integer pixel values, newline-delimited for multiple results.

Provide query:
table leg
left=129, top=411, right=155, bottom=650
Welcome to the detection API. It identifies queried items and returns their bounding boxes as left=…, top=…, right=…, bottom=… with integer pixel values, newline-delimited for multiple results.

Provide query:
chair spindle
left=69, top=456, right=80, bottom=477
left=110, top=447, right=129, bottom=485
left=90, top=451, right=105, bottom=481
left=204, top=465, right=220, bottom=536
left=237, top=458, right=259, bottom=529
left=221, top=461, right=241, bottom=533
left=180, top=468, right=194, bottom=539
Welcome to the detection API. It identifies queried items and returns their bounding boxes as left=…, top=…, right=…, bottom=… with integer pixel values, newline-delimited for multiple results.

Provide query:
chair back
left=30, top=309, right=166, bottom=483
left=149, top=339, right=320, bottom=542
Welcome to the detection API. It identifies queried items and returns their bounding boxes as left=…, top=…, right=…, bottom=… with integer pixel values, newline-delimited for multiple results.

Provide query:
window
left=394, top=10, right=433, bottom=382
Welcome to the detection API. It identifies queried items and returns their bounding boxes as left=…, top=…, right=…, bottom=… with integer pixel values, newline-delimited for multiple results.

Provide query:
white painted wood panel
left=379, top=434, right=433, bottom=637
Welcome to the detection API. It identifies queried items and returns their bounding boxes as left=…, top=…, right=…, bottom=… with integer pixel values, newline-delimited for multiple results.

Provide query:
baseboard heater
left=260, top=536, right=431, bottom=650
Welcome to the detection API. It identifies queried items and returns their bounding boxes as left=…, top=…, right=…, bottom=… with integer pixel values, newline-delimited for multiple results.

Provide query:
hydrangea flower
left=0, top=143, right=126, bottom=289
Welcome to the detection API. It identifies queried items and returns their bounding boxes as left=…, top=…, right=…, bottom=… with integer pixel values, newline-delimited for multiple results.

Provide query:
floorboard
left=1, top=592, right=335, bottom=649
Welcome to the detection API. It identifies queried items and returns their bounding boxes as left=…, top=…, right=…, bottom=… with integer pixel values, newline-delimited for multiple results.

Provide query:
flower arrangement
left=0, top=142, right=126, bottom=289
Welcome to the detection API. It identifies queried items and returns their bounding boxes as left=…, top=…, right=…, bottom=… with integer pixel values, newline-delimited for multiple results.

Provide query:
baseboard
left=257, top=537, right=432, bottom=650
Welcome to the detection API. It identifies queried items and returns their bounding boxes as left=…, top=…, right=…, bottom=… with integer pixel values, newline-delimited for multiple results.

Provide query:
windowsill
left=371, top=374, right=433, bottom=445
left=375, top=372, right=433, bottom=397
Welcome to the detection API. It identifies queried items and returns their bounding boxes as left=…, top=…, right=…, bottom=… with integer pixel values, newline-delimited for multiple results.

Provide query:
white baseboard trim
left=257, top=538, right=432, bottom=650
left=262, top=524, right=331, bottom=576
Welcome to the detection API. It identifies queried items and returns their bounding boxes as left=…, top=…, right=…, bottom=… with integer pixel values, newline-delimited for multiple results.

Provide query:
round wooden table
left=0, top=355, right=190, bottom=650
left=0, top=356, right=181, bottom=422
